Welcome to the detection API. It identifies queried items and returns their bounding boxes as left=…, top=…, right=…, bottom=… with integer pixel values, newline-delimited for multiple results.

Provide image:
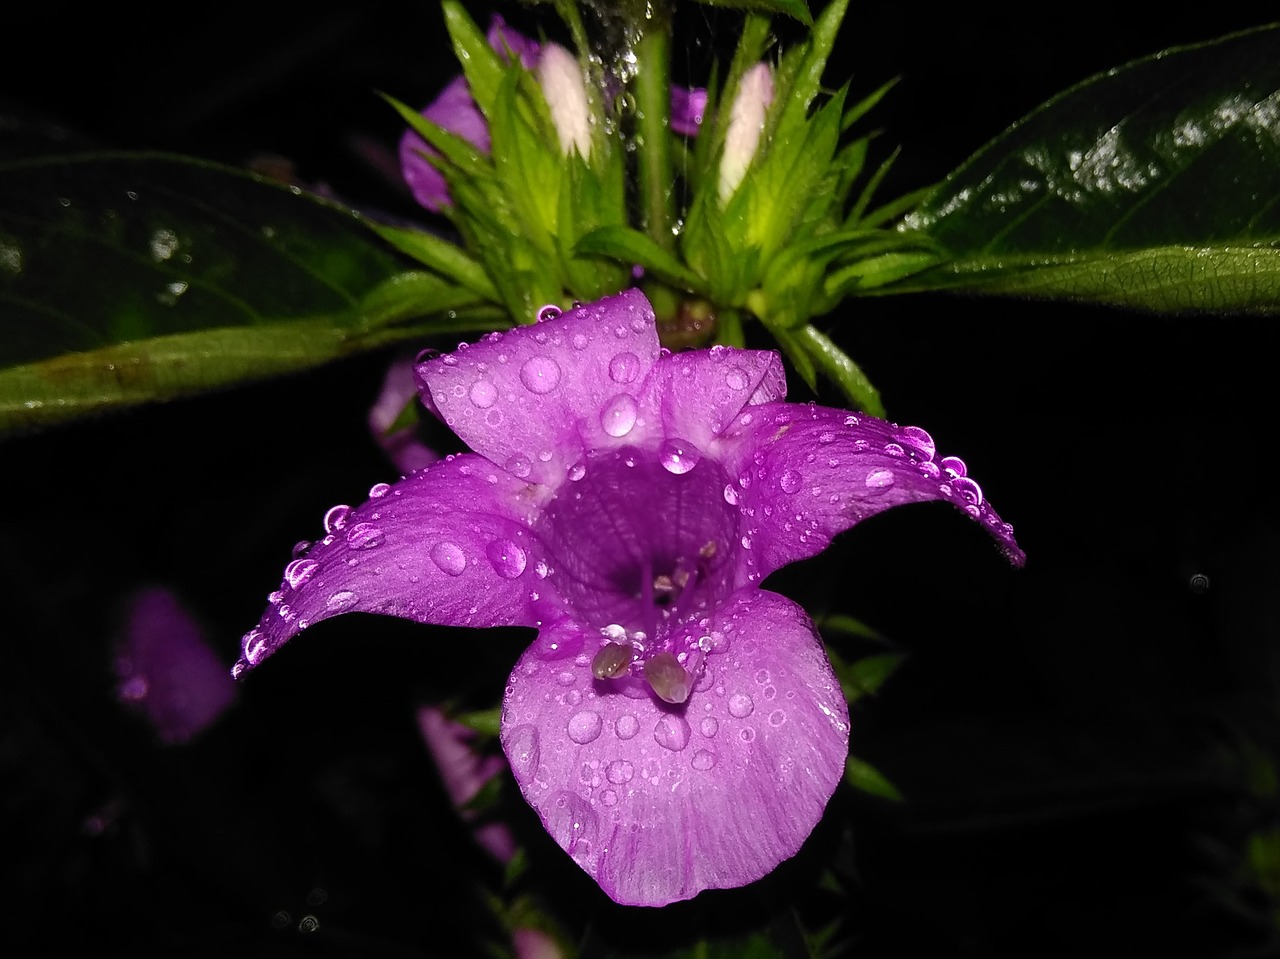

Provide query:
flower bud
left=719, top=62, right=774, bottom=204
left=536, top=43, right=593, bottom=158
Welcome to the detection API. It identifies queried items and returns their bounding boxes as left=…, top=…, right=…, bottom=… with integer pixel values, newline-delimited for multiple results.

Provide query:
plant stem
left=634, top=19, right=674, bottom=249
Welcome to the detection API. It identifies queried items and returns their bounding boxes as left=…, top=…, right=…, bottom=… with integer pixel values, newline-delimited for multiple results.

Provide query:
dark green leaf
left=894, top=24, right=1280, bottom=312
left=0, top=153, right=437, bottom=433
left=794, top=324, right=884, bottom=415
left=845, top=756, right=903, bottom=801
left=576, top=225, right=710, bottom=293
left=370, top=224, right=500, bottom=301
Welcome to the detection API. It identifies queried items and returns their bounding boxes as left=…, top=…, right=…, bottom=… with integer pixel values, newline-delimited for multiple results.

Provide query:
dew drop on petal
left=284, top=558, right=319, bottom=589
left=326, top=590, right=358, bottom=612
left=242, top=629, right=267, bottom=665
left=520, top=356, right=561, bottom=394
left=898, top=425, right=936, bottom=460
left=430, top=542, right=467, bottom=576
left=939, top=455, right=968, bottom=478
left=504, top=454, right=533, bottom=478
left=725, top=367, right=749, bottom=391
left=323, top=504, right=350, bottom=534
left=691, top=748, right=716, bottom=770
left=700, top=716, right=719, bottom=737
left=508, top=724, right=540, bottom=783
left=572, top=333, right=588, bottom=350
left=469, top=379, right=498, bottom=408
left=536, top=304, right=562, bottom=323
left=723, top=484, right=739, bottom=506
left=601, top=394, right=638, bottom=437
left=779, top=470, right=801, bottom=494
left=606, top=759, right=634, bottom=784
left=486, top=539, right=527, bottom=578
left=659, top=437, right=701, bottom=475
left=616, top=714, right=639, bottom=740
left=346, top=522, right=384, bottom=550
left=608, top=351, right=641, bottom=384
left=865, top=468, right=896, bottom=489
left=600, top=789, right=618, bottom=806
left=728, top=693, right=755, bottom=718
left=567, top=711, right=603, bottom=744
left=953, top=476, right=984, bottom=506
left=769, top=709, right=786, bottom=727
left=653, top=715, right=691, bottom=752
left=568, top=462, right=587, bottom=482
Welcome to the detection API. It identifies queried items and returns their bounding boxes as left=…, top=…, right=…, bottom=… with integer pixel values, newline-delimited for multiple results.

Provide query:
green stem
left=634, top=21, right=674, bottom=249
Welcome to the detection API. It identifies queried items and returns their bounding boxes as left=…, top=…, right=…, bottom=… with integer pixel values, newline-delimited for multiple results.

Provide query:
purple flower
left=400, top=17, right=707, bottom=211
left=236, top=290, right=1023, bottom=905
left=116, top=586, right=236, bottom=744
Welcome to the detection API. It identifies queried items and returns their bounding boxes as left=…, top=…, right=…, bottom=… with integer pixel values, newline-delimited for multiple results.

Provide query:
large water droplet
left=608, top=351, right=641, bottom=384
left=504, top=453, right=532, bottom=478
left=346, top=522, right=384, bottom=550
left=728, top=693, right=755, bottom=718
left=952, top=476, right=984, bottom=506
left=537, top=304, right=563, bottom=322
left=606, top=759, right=634, bottom=784
left=865, top=468, right=895, bottom=489
left=691, top=748, right=716, bottom=770
left=601, top=394, right=638, bottom=437
left=898, top=425, right=936, bottom=460
left=723, top=484, right=739, bottom=506
left=520, top=356, right=561, bottom=394
left=779, top=470, right=801, bottom=494
left=323, top=504, right=351, bottom=534
left=508, top=724, right=540, bottom=783
left=768, top=709, right=787, bottom=727
left=659, top=437, right=701, bottom=475
left=567, top=711, right=603, bottom=744
left=430, top=541, right=467, bottom=576
left=700, top=716, right=719, bottom=737
left=242, top=629, right=267, bottom=665
left=568, top=462, right=587, bottom=482
left=284, top=558, right=319, bottom=589
left=939, top=455, right=968, bottom=478
left=326, top=590, right=358, bottom=612
left=469, top=379, right=498, bottom=408
left=653, top=715, right=691, bottom=752
left=487, top=539, right=527, bottom=578
left=616, top=714, right=639, bottom=739
left=725, top=367, right=749, bottom=391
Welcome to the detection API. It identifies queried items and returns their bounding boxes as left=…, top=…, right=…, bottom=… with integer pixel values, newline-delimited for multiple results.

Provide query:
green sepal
left=845, top=756, right=904, bottom=801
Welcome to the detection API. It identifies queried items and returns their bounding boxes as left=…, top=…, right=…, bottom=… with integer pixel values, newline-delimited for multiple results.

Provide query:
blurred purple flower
left=116, top=587, right=236, bottom=744
left=400, top=17, right=707, bottom=211
left=369, top=353, right=442, bottom=475
left=236, top=290, right=1022, bottom=905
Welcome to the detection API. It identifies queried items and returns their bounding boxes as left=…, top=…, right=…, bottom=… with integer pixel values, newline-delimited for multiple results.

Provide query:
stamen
left=592, top=642, right=633, bottom=679
left=643, top=651, right=691, bottom=704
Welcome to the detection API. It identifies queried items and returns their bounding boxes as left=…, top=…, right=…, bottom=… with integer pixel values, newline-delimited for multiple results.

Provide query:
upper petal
left=670, top=86, right=708, bottom=138
left=718, top=403, right=1025, bottom=584
left=400, top=76, right=492, bottom=211
left=416, top=290, right=662, bottom=487
left=500, top=588, right=849, bottom=906
left=235, top=454, right=561, bottom=675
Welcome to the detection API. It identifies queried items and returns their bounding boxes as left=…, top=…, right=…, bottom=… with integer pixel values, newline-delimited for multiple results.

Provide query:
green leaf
left=441, top=1, right=505, bottom=117
left=0, top=153, right=436, bottom=434
left=894, top=23, right=1280, bottom=313
left=577, top=225, right=710, bottom=293
left=700, top=0, right=812, bottom=25
left=845, top=756, right=903, bottom=801
left=370, top=224, right=501, bottom=302
left=794, top=324, right=884, bottom=415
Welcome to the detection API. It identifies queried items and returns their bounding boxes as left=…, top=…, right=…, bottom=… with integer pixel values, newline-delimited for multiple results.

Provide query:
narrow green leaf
left=845, top=756, right=904, bottom=801
left=370, top=224, right=500, bottom=301
left=576, top=225, right=710, bottom=293
left=795, top=323, right=885, bottom=415
left=441, top=1, right=505, bottom=117
left=896, top=23, right=1280, bottom=313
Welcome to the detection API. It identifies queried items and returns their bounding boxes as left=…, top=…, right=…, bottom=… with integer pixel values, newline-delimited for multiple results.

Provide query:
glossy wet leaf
left=0, top=153, right=477, bottom=434
left=889, top=24, right=1280, bottom=313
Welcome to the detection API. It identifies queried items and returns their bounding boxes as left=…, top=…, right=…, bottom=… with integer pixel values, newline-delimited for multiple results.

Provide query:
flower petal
left=399, top=76, right=492, bottom=211
left=640, top=345, right=787, bottom=450
left=416, top=290, right=662, bottom=487
left=500, top=588, right=849, bottom=906
left=670, top=86, right=708, bottom=138
left=236, top=454, right=559, bottom=674
left=720, top=403, right=1025, bottom=584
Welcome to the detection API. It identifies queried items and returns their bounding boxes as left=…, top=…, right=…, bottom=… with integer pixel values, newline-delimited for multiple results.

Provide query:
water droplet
left=700, top=716, right=719, bottom=737
left=504, top=453, right=532, bottom=478
left=723, top=484, right=739, bottom=506
left=884, top=442, right=905, bottom=457
left=653, top=715, right=691, bottom=752
left=538, top=449, right=553, bottom=463
left=430, top=542, right=467, bottom=576
left=487, top=539, right=527, bottom=578
left=326, top=590, right=358, bottom=612
left=572, top=333, right=588, bottom=350
left=616, top=714, right=639, bottom=739
left=739, top=727, right=755, bottom=743
left=779, top=470, right=801, bottom=494
left=755, top=669, right=771, bottom=684
left=520, top=356, right=561, bottom=394
left=568, top=462, right=587, bottom=482
left=284, top=558, right=319, bottom=589
left=537, top=304, right=562, bottom=322
left=508, top=724, right=540, bottom=783
left=469, top=379, right=498, bottom=408
left=865, top=468, right=895, bottom=489
left=608, top=351, right=641, bottom=384
left=346, top=522, right=384, bottom=550
left=600, top=788, right=618, bottom=806
left=659, top=437, right=701, bottom=474
left=323, top=504, right=350, bottom=533
left=567, top=711, right=603, bottom=744
left=242, top=629, right=267, bottom=665
left=740, top=534, right=752, bottom=550
left=819, top=431, right=836, bottom=444
left=953, top=476, right=984, bottom=506
left=691, top=748, right=716, bottom=770
left=897, top=425, right=936, bottom=459
left=607, top=759, right=634, bottom=784
left=601, top=394, right=638, bottom=437
left=728, top=693, right=755, bottom=718
left=725, top=367, right=749, bottom=391
left=939, top=455, right=968, bottom=478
